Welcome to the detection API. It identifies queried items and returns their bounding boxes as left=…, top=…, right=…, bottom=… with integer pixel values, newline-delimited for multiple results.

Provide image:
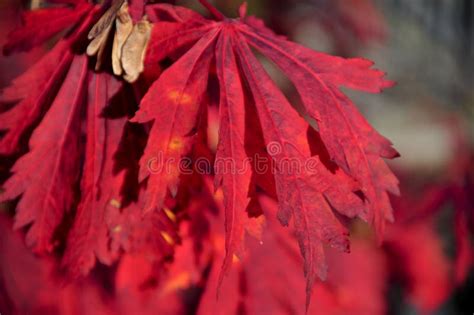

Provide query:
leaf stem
left=198, top=0, right=225, bottom=21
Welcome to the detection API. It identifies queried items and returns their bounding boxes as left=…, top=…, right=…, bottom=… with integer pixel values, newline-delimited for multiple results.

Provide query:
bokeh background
left=1, top=0, right=473, bottom=315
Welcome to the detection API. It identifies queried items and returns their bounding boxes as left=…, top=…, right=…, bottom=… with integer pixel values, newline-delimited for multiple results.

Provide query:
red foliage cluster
left=0, top=1, right=470, bottom=314
left=385, top=126, right=474, bottom=313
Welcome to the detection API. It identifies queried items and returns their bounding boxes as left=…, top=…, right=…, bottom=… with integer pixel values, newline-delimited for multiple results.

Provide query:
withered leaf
left=87, top=24, right=111, bottom=57
left=121, top=16, right=152, bottom=83
left=87, top=0, right=125, bottom=40
left=112, top=1, right=133, bottom=75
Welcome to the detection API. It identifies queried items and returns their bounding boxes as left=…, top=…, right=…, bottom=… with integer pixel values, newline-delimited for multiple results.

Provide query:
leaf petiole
left=198, top=0, right=225, bottom=21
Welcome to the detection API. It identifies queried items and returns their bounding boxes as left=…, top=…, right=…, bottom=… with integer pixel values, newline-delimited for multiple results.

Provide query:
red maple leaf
left=135, top=2, right=398, bottom=303
left=1, top=56, right=89, bottom=253
left=0, top=1, right=175, bottom=272
left=61, top=72, right=127, bottom=276
left=0, top=1, right=400, bottom=310
left=198, top=190, right=388, bottom=315
left=0, top=1, right=97, bottom=154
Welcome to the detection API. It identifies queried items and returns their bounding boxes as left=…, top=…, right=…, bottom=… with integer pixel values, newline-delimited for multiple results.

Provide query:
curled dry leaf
left=121, top=16, right=152, bottom=82
left=112, top=2, right=134, bottom=75
left=87, top=0, right=124, bottom=69
left=87, top=22, right=114, bottom=70
left=87, top=0, right=151, bottom=82
left=88, top=0, right=125, bottom=41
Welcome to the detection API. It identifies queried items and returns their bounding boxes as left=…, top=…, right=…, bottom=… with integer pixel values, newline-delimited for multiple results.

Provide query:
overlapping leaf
left=1, top=1, right=178, bottom=271
left=0, top=1, right=401, bottom=311
left=0, top=56, right=88, bottom=253
left=0, top=3, right=97, bottom=155
left=62, top=73, right=124, bottom=276
left=137, top=3, right=398, bottom=302
left=198, top=194, right=388, bottom=315
left=132, top=28, right=220, bottom=212
left=2, top=0, right=92, bottom=55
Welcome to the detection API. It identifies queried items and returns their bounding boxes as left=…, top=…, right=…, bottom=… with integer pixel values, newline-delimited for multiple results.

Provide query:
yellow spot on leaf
left=113, top=225, right=122, bottom=233
left=160, top=231, right=174, bottom=245
left=214, top=188, right=224, bottom=202
left=168, top=90, right=192, bottom=105
left=232, top=254, right=240, bottom=264
left=246, top=215, right=266, bottom=240
left=163, top=207, right=176, bottom=222
left=168, top=137, right=183, bottom=151
left=162, top=272, right=191, bottom=294
left=110, top=199, right=121, bottom=208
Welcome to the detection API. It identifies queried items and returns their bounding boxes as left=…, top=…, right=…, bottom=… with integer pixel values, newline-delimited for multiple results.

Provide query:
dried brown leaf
left=88, top=0, right=125, bottom=40
left=112, top=2, right=133, bottom=75
left=121, top=17, right=152, bottom=83
left=86, top=20, right=113, bottom=57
